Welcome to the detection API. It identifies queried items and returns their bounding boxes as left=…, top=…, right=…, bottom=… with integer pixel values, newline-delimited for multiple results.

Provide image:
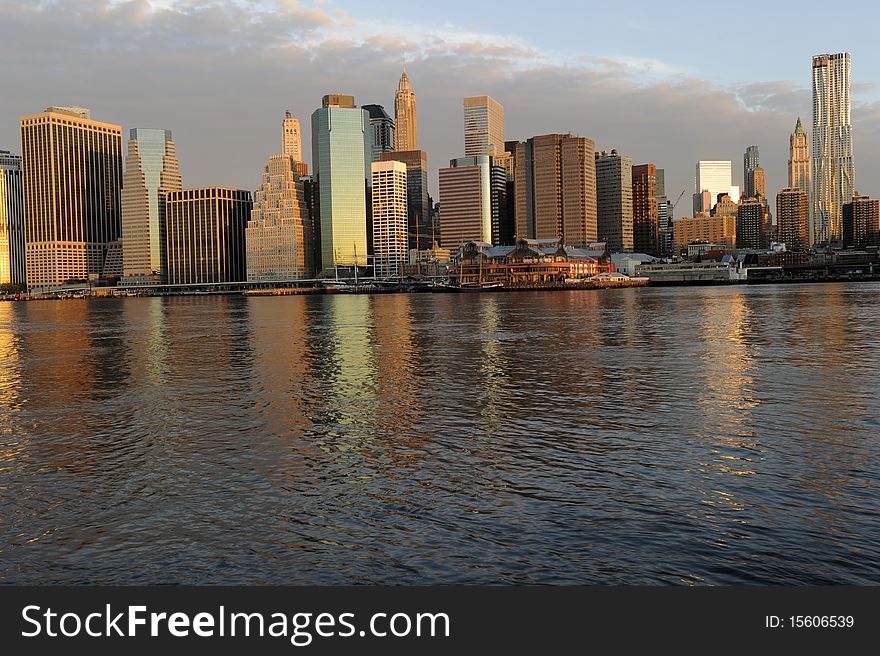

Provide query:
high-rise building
left=776, top=188, right=809, bottom=251
left=596, top=149, right=633, bottom=252
left=362, top=104, right=395, bottom=163
left=672, top=213, right=737, bottom=252
left=788, top=117, right=811, bottom=198
left=246, top=154, right=314, bottom=281
left=165, top=187, right=252, bottom=284
left=464, top=96, right=504, bottom=157
left=512, top=134, right=597, bottom=247
left=490, top=159, right=513, bottom=245
left=311, top=94, right=371, bottom=273
left=743, top=146, right=759, bottom=197
left=812, top=52, right=855, bottom=245
left=393, top=68, right=418, bottom=151
left=632, top=163, right=659, bottom=255
left=842, top=194, right=879, bottom=249
left=438, top=156, right=492, bottom=248
left=0, top=150, right=25, bottom=286
left=371, top=160, right=408, bottom=277
left=750, top=167, right=766, bottom=199
left=19, top=106, right=122, bottom=289
left=121, top=128, right=182, bottom=281
left=282, top=110, right=303, bottom=163
left=736, top=197, right=765, bottom=249
left=694, top=161, right=733, bottom=214
left=380, top=150, right=432, bottom=250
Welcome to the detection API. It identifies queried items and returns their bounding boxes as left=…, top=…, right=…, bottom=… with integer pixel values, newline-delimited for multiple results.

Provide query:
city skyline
left=3, top=1, right=880, bottom=212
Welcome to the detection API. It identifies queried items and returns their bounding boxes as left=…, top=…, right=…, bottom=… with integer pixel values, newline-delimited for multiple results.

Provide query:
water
left=1, top=284, right=879, bottom=585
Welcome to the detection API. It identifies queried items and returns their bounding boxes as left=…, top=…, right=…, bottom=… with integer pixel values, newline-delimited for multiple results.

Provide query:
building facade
left=371, top=160, right=408, bottom=277
left=812, top=52, right=855, bottom=245
left=0, top=151, right=25, bottom=286
left=19, top=106, right=122, bottom=288
left=736, top=197, right=765, bottom=250
left=362, top=104, right=395, bottom=163
left=464, top=96, right=504, bottom=157
left=743, top=146, right=759, bottom=197
left=694, top=161, right=733, bottom=215
left=380, top=149, right=432, bottom=250
left=776, top=187, right=809, bottom=251
left=393, top=68, right=418, bottom=151
left=246, top=155, right=314, bottom=281
left=672, top=213, right=737, bottom=252
left=842, top=194, right=879, bottom=249
left=596, top=149, right=633, bottom=253
left=165, top=187, right=252, bottom=285
left=121, top=128, right=182, bottom=281
left=632, top=163, right=659, bottom=255
left=438, top=156, right=492, bottom=248
left=789, top=117, right=811, bottom=199
left=311, top=94, right=371, bottom=273
left=282, top=110, right=303, bottom=163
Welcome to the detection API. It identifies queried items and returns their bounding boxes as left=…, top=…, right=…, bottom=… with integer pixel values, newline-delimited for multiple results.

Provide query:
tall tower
left=362, top=104, right=395, bottom=162
left=0, top=150, right=25, bottom=286
left=371, top=160, right=408, bottom=277
left=632, top=163, right=659, bottom=255
left=788, top=117, right=811, bottom=212
left=282, top=110, right=303, bottom=162
left=595, top=149, right=634, bottom=253
left=393, top=68, right=418, bottom=151
left=121, top=128, right=182, bottom=280
left=464, top=96, right=504, bottom=157
left=812, top=52, right=854, bottom=245
left=19, top=106, right=122, bottom=289
left=743, top=145, right=759, bottom=197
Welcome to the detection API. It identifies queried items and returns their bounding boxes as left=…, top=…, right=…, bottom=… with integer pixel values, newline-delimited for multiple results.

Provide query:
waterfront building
left=632, top=163, right=659, bottom=256
left=371, top=160, right=408, bottom=277
left=672, top=213, right=736, bottom=252
left=512, top=133, right=597, bottom=247
left=311, top=94, right=371, bottom=273
left=246, top=154, right=314, bottom=281
left=362, top=104, right=395, bottom=163
left=380, top=149, right=432, bottom=250
left=0, top=151, right=25, bottom=286
left=842, top=194, right=879, bottom=249
left=737, top=197, right=765, bottom=250
left=438, top=156, right=492, bottom=248
left=19, top=106, right=122, bottom=289
left=165, top=187, right=252, bottom=285
left=812, top=52, right=855, bottom=245
left=393, top=68, right=418, bottom=151
left=464, top=96, right=504, bottom=157
left=596, top=149, right=633, bottom=253
left=776, top=187, right=809, bottom=251
left=743, top=146, right=760, bottom=197
left=121, top=128, right=182, bottom=282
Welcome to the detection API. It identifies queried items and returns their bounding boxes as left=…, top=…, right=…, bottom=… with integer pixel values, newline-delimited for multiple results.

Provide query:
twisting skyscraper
left=812, top=52, right=854, bottom=245
left=394, top=68, right=418, bottom=151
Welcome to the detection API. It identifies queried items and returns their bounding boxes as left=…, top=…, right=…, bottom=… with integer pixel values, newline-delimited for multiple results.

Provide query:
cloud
left=1, top=0, right=876, bottom=206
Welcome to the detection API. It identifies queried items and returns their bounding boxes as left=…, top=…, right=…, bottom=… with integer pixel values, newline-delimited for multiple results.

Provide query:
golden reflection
left=478, top=294, right=509, bottom=427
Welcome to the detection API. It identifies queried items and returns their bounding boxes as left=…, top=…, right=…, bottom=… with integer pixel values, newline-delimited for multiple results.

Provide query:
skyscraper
left=632, top=163, right=659, bottom=255
left=393, top=68, right=418, bottom=151
left=788, top=117, right=811, bottom=197
left=165, top=187, right=252, bottom=284
left=776, top=188, right=809, bottom=251
left=380, top=150, right=432, bottom=250
left=512, top=134, right=597, bottom=247
left=371, top=160, right=408, bottom=277
left=121, top=128, right=182, bottom=281
left=0, top=150, right=25, bottom=286
left=842, top=194, right=879, bottom=249
left=596, top=150, right=633, bottom=253
left=246, top=154, right=314, bottom=281
left=812, top=52, right=855, bottom=245
left=438, top=156, right=492, bottom=248
left=282, top=110, right=303, bottom=163
left=362, top=104, right=395, bottom=162
left=311, top=94, right=371, bottom=273
left=464, top=96, right=504, bottom=157
left=694, top=161, right=733, bottom=214
left=19, top=106, right=122, bottom=289
left=736, top=198, right=765, bottom=249
left=743, top=146, right=759, bottom=197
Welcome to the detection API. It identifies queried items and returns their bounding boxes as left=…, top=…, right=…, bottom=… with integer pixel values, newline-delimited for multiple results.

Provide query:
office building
left=632, top=163, right=659, bottom=255
left=438, top=156, right=492, bottom=248
left=596, top=149, right=633, bottom=252
left=694, top=161, right=733, bottom=215
left=394, top=68, right=418, bottom=151
left=776, top=187, right=809, bottom=251
left=311, top=94, right=371, bottom=273
left=0, top=151, right=25, bottom=286
left=246, top=154, right=314, bottom=281
left=737, top=197, right=765, bottom=249
left=362, top=104, right=395, bottom=162
left=464, top=96, right=504, bottom=157
left=672, top=213, right=737, bottom=252
left=812, top=52, right=855, bottom=244
left=842, top=194, right=879, bottom=249
left=371, top=160, right=408, bottom=277
left=165, top=187, right=252, bottom=284
left=19, top=106, right=122, bottom=288
left=380, top=150, right=432, bottom=250
left=282, top=111, right=308, bottom=178
left=743, top=146, right=759, bottom=197
left=121, top=128, right=182, bottom=281
left=512, top=133, right=597, bottom=246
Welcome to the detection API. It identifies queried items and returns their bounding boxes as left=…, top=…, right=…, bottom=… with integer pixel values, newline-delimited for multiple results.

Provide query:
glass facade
left=311, top=105, right=371, bottom=272
left=0, top=151, right=25, bottom=285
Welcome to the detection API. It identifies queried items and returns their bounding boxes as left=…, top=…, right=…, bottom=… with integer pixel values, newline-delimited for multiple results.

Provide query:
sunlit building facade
left=464, top=96, right=504, bottom=157
left=632, top=163, right=659, bottom=255
left=596, top=149, right=633, bottom=252
left=0, top=151, right=25, bottom=286
left=371, top=160, right=408, bottom=277
left=438, top=156, right=492, bottom=248
left=842, top=194, right=879, bottom=249
left=776, top=187, right=809, bottom=251
left=393, top=68, right=418, bottom=151
left=380, top=149, right=432, bottom=250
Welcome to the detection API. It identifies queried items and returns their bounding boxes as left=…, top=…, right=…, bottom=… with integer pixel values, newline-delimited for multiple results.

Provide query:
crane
left=670, top=189, right=686, bottom=213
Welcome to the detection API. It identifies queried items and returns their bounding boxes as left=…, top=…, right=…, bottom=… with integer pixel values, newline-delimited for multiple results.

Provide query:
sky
left=2, top=0, right=880, bottom=214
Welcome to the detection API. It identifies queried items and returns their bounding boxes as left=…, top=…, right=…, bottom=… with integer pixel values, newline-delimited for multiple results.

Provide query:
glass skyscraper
left=311, top=95, right=371, bottom=273
left=0, top=150, right=25, bottom=286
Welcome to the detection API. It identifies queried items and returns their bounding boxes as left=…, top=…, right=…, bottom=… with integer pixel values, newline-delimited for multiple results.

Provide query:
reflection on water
left=1, top=284, right=879, bottom=584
